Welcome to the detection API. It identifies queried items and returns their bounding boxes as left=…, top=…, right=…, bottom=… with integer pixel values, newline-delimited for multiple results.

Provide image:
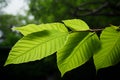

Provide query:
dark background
left=0, top=47, right=120, bottom=80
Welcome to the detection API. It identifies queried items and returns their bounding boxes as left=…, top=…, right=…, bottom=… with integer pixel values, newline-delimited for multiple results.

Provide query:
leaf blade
left=14, top=23, right=68, bottom=36
left=94, top=26, right=120, bottom=70
left=63, top=19, right=89, bottom=31
left=5, top=30, right=68, bottom=66
left=57, top=32, right=100, bottom=76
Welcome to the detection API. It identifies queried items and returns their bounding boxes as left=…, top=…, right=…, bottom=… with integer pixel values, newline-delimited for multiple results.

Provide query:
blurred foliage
left=0, top=13, right=36, bottom=47
left=0, top=0, right=7, bottom=10
left=0, top=0, right=36, bottom=47
left=0, top=14, right=21, bottom=47
left=28, top=0, right=120, bottom=28
left=0, top=0, right=120, bottom=47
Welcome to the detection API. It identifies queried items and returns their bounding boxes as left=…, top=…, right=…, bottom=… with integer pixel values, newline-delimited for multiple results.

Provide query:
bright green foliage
left=57, top=32, right=100, bottom=76
left=5, top=30, right=69, bottom=66
left=63, top=19, right=89, bottom=31
left=4, top=19, right=120, bottom=77
left=14, top=23, right=68, bottom=36
left=94, top=26, right=120, bottom=70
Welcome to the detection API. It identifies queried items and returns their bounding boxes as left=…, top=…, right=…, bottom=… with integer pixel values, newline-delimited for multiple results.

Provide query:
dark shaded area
left=0, top=47, right=10, bottom=68
left=0, top=48, right=61, bottom=80
left=62, top=58, right=96, bottom=80
left=0, top=48, right=120, bottom=80
left=97, top=62, right=120, bottom=80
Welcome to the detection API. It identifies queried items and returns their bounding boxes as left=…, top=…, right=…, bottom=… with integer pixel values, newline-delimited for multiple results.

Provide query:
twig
left=78, top=1, right=104, bottom=7
left=78, top=2, right=109, bottom=16
left=70, top=29, right=104, bottom=33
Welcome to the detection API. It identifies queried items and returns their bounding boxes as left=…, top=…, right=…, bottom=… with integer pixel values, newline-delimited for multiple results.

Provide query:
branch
left=88, top=13, right=120, bottom=16
left=78, top=2, right=109, bottom=16
left=73, top=1, right=120, bottom=17
left=0, top=36, right=5, bottom=39
left=78, top=1, right=104, bottom=7
left=70, top=29, right=104, bottom=33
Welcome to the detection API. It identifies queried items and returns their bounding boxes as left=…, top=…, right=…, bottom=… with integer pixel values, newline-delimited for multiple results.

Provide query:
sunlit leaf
left=5, top=30, right=68, bottom=66
left=13, top=23, right=68, bottom=36
left=57, top=32, right=100, bottom=76
left=94, top=26, right=120, bottom=70
left=63, top=19, right=89, bottom=31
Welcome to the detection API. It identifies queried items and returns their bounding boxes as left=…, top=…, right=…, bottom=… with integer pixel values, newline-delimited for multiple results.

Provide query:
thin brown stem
left=71, top=29, right=104, bottom=33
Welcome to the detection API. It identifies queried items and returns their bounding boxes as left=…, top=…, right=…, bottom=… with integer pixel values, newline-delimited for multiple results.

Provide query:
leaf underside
left=57, top=32, right=100, bottom=76
left=94, top=26, right=120, bottom=70
left=14, top=23, right=68, bottom=36
left=5, top=30, right=68, bottom=66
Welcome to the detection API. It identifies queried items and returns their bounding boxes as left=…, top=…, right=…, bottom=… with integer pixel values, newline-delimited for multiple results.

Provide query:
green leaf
left=94, top=26, right=120, bottom=70
left=63, top=19, right=89, bottom=31
left=57, top=32, right=100, bottom=76
left=5, top=30, right=68, bottom=66
left=13, top=23, right=68, bottom=36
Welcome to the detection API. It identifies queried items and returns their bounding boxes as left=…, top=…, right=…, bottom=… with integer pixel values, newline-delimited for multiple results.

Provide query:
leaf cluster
left=4, top=19, right=120, bottom=76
